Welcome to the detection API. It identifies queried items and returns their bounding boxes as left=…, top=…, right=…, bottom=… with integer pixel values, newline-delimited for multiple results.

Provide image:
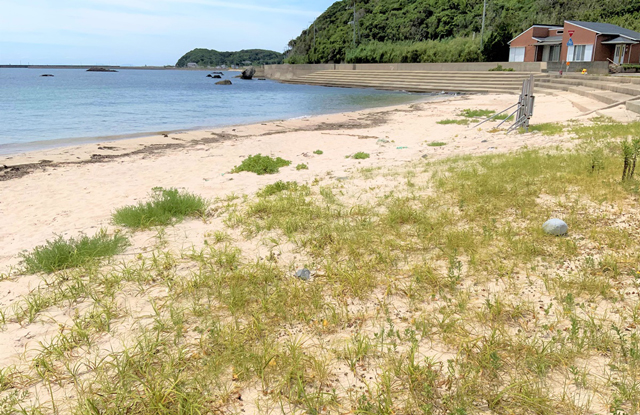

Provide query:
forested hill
left=285, top=0, right=640, bottom=64
left=175, top=49, right=284, bottom=67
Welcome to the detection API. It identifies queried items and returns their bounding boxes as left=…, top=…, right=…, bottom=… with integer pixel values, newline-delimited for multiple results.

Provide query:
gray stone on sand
left=295, top=268, right=311, bottom=281
left=542, top=219, right=568, bottom=236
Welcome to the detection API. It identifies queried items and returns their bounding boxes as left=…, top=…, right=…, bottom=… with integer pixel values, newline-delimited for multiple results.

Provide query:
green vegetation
left=20, top=230, right=129, bottom=274
left=257, top=181, right=305, bottom=197
left=344, top=38, right=482, bottom=64
left=296, top=163, right=309, bottom=170
left=460, top=108, right=495, bottom=118
left=524, top=122, right=565, bottom=135
left=113, top=188, right=207, bottom=229
left=427, top=141, right=448, bottom=147
left=313, top=150, right=324, bottom=155
left=494, top=113, right=515, bottom=121
left=437, top=119, right=471, bottom=125
left=5, top=119, right=640, bottom=414
left=231, top=154, right=292, bottom=175
left=176, top=48, right=284, bottom=67
left=285, top=0, right=640, bottom=63
left=352, top=152, right=370, bottom=159
left=489, top=64, right=515, bottom=72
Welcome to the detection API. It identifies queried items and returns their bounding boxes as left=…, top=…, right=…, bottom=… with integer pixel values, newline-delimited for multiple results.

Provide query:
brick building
left=508, top=21, right=640, bottom=64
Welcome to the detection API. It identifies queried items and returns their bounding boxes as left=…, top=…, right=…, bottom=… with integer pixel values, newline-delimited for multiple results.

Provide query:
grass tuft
left=296, top=163, right=309, bottom=171
left=523, top=123, right=565, bottom=135
left=257, top=181, right=304, bottom=197
left=113, top=187, right=207, bottom=229
left=20, top=230, right=129, bottom=274
left=460, top=109, right=495, bottom=118
left=437, top=119, right=470, bottom=125
left=313, top=150, right=324, bottom=155
left=428, top=141, right=447, bottom=147
left=352, top=152, right=370, bottom=160
left=231, top=154, right=291, bottom=175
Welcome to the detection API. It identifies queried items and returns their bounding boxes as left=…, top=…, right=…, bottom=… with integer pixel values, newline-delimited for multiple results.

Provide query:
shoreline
left=0, top=94, right=438, bottom=179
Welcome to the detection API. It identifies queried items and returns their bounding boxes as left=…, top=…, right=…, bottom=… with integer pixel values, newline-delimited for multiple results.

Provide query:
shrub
left=296, top=163, right=309, bottom=170
left=231, top=154, right=291, bottom=175
left=313, top=150, right=323, bottom=155
left=489, top=64, right=514, bottom=72
left=21, top=230, right=129, bottom=274
left=113, top=188, right=207, bottom=229
left=352, top=152, right=370, bottom=160
left=428, top=142, right=447, bottom=147
left=344, top=37, right=482, bottom=64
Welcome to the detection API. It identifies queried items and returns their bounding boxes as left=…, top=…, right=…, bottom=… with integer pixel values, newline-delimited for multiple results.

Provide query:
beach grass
left=113, top=187, right=207, bottom=229
left=20, top=230, right=128, bottom=274
left=232, top=154, right=291, bottom=175
left=427, top=141, right=447, bottom=146
left=524, top=122, right=565, bottom=135
left=296, top=163, right=309, bottom=170
left=313, top=150, right=323, bottom=155
left=4, top=121, right=640, bottom=414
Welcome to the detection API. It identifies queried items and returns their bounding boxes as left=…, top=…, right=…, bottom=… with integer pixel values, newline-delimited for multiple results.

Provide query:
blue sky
left=0, top=0, right=336, bottom=65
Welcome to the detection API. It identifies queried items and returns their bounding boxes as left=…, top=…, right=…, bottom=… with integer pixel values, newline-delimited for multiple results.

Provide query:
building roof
left=533, top=35, right=563, bottom=45
left=566, top=21, right=640, bottom=40
left=508, top=25, right=562, bottom=45
left=600, top=36, right=639, bottom=45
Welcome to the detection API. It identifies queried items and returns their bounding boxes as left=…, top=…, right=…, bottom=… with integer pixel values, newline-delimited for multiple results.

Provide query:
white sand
left=1, top=91, right=636, bottom=273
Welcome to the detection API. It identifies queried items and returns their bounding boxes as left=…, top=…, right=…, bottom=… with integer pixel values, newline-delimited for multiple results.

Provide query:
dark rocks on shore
left=215, top=80, right=232, bottom=85
left=41, top=74, right=54, bottom=77
left=240, top=66, right=255, bottom=80
left=87, top=67, right=118, bottom=72
left=206, top=74, right=222, bottom=78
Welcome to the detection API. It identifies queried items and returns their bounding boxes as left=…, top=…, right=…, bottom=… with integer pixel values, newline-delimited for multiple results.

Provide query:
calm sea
left=0, top=68, right=421, bottom=155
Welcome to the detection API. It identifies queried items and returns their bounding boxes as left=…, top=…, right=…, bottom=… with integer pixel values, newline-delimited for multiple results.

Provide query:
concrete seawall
left=264, top=62, right=549, bottom=81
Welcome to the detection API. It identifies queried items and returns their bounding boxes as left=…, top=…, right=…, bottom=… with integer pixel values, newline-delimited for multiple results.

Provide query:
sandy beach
left=1, top=91, right=639, bottom=414
left=1, top=91, right=632, bottom=270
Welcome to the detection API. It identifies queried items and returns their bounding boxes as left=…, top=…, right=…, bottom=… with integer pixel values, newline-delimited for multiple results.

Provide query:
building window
left=567, top=44, right=593, bottom=62
left=550, top=45, right=561, bottom=61
left=509, top=47, right=525, bottom=62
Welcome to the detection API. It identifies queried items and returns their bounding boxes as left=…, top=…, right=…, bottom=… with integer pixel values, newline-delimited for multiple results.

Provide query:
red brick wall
left=510, top=28, right=537, bottom=62
left=561, top=22, right=597, bottom=61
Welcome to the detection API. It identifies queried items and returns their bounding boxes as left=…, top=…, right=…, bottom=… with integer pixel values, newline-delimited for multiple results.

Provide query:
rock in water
left=295, top=268, right=311, bottom=281
left=542, top=219, right=568, bottom=236
left=87, top=67, right=118, bottom=72
left=215, top=80, right=232, bottom=85
left=41, top=74, right=54, bottom=77
left=240, top=66, right=255, bottom=80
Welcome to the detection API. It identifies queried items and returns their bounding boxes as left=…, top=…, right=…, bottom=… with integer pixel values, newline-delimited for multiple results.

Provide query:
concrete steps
left=288, top=70, right=547, bottom=94
left=537, top=77, right=640, bottom=96
left=566, top=87, right=635, bottom=105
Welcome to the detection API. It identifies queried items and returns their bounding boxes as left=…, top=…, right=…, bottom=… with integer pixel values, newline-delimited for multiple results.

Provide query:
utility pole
left=353, top=0, right=357, bottom=47
left=480, top=0, right=487, bottom=49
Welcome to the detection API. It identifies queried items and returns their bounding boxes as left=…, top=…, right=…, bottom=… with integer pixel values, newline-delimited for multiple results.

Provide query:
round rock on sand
left=542, top=218, right=568, bottom=236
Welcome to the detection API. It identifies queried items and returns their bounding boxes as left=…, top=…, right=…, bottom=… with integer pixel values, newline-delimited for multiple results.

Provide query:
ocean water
left=0, top=68, right=421, bottom=155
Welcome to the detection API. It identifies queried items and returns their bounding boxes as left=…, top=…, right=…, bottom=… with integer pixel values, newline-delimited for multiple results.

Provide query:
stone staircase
left=286, top=69, right=640, bottom=114
left=536, top=74, right=640, bottom=111
left=286, top=70, right=548, bottom=94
